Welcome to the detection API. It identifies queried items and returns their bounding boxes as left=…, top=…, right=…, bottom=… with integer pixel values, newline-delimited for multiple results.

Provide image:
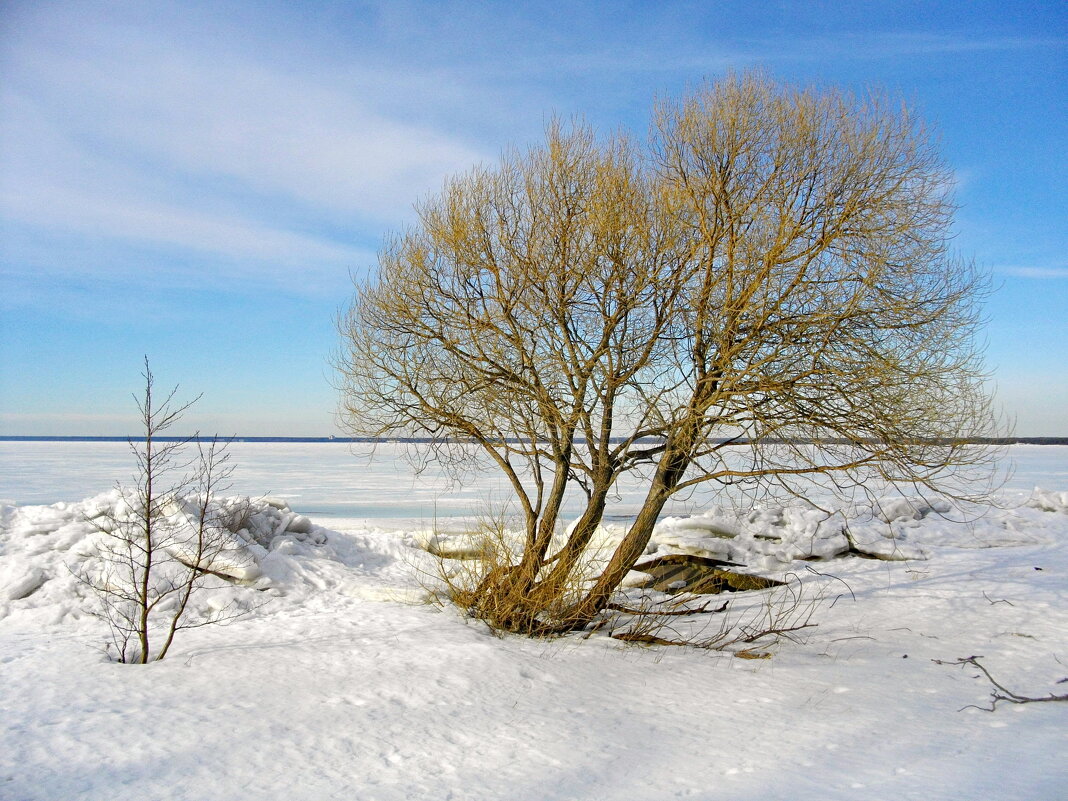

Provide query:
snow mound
left=6, top=486, right=1067, bottom=628
left=0, top=492, right=410, bottom=627
left=647, top=492, right=1068, bottom=568
left=653, top=504, right=851, bottom=567
left=872, top=496, right=952, bottom=523
left=1027, top=488, right=1068, bottom=514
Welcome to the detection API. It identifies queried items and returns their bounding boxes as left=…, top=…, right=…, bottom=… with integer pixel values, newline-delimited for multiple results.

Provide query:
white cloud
left=0, top=412, right=130, bottom=425
left=996, top=266, right=1068, bottom=279
left=36, top=45, right=486, bottom=220
left=2, top=177, right=371, bottom=271
left=0, top=6, right=488, bottom=287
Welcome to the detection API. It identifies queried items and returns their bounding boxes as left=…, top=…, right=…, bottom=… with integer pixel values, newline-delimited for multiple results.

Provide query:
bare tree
left=82, top=359, right=245, bottom=662
left=338, top=72, right=1001, bottom=637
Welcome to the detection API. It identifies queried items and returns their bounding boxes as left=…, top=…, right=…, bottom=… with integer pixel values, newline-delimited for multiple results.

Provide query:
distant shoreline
left=2, top=436, right=1066, bottom=445
left=0, top=436, right=373, bottom=443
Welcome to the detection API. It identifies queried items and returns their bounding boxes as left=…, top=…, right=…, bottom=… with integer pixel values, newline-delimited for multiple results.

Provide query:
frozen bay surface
left=2, top=440, right=1064, bottom=525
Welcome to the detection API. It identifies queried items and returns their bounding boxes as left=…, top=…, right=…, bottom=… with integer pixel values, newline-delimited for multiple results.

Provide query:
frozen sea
left=3, top=440, right=1064, bottom=525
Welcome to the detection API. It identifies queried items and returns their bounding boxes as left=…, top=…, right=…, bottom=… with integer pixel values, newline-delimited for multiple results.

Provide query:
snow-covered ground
left=1, top=442, right=1066, bottom=800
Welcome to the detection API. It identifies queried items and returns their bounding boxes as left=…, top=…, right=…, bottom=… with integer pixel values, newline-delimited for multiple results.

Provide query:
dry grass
left=598, top=570, right=821, bottom=654
left=425, top=512, right=612, bottom=637
left=418, top=505, right=825, bottom=651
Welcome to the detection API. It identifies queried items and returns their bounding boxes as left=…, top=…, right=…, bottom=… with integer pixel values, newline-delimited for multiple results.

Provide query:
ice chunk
left=286, top=514, right=313, bottom=534
left=1028, top=488, right=1068, bottom=514
left=3, top=566, right=47, bottom=601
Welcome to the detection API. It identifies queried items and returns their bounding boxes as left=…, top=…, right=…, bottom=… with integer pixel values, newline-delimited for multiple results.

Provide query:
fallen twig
left=982, top=591, right=1014, bottom=607
left=933, top=655, right=1068, bottom=711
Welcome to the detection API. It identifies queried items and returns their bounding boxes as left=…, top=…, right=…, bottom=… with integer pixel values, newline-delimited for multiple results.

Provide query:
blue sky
left=1, top=0, right=1065, bottom=436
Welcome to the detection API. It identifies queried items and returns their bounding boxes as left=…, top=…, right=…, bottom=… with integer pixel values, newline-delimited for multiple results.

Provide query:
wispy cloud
left=0, top=5, right=488, bottom=289
left=0, top=412, right=131, bottom=425
left=857, top=32, right=1065, bottom=57
left=997, top=266, right=1068, bottom=279
left=516, top=32, right=1065, bottom=79
left=1, top=179, right=374, bottom=285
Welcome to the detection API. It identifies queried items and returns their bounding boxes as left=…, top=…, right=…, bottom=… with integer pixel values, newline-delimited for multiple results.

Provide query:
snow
left=1, top=442, right=1066, bottom=800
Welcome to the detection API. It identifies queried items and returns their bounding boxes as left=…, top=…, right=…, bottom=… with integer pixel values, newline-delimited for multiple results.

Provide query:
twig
left=606, top=600, right=728, bottom=617
left=737, top=622, right=818, bottom=643
left=933, top=655, right=1068, bottom=711
left=805, top=565, right=855, bottom=607
left=982, top=591, right=1014, bottom=607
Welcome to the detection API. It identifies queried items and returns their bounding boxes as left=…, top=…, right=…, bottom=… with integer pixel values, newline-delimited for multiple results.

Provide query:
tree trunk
left=562, top=443, right=693, bottom=629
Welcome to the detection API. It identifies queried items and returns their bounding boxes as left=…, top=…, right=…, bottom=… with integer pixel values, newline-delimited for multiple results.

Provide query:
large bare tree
left=338, top=73, right=999, bottom=635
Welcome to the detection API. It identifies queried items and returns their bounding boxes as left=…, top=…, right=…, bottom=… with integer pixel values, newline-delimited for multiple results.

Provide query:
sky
left=0, top=0, right=1065, bottom=437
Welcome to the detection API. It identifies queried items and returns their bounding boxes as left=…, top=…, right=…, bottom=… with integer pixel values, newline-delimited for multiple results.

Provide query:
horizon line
left=2, top=435, right=1067, bottom=445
